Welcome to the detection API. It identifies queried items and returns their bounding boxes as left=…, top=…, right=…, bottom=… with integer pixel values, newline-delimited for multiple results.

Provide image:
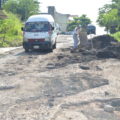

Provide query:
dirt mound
left=96, top=45, right=120, bottom=58
left=87, top=35, right=120, bottom=59
left=90, top=35, right=117, bottom=49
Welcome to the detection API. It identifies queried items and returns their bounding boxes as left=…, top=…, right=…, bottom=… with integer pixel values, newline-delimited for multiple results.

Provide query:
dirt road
left=0, top=35, right=120, bottom=120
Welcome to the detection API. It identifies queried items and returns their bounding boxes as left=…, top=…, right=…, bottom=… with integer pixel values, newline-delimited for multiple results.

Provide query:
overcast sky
left=39, top=0, right=112, bottom=34
left=40, top=0, right=111, bottom=23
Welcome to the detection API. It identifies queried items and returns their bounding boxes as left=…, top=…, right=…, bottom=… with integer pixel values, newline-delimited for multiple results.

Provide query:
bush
left=111, top=32, right=120, bottom=42
left=3, top=0, right=40, bottom=21
left=0, top=11, right=23, bottom=47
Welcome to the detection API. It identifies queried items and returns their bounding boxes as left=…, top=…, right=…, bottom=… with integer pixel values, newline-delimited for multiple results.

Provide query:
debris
left=88, top=35, right=117, bottom=50
left=104, top=104, right=114, bottom=113
left=96, top=49, right=117, bottom=58
left=96, top=66, right=102, bottom=71
left=46, top=63, right=55, bottom=69
left=111, top=99, right=120, bottom=107
left=79, top=34, right=120, bottom=59
left=79, top=65, right=90, bottom=70
left=104, top=91, right=109, bottom=96
left=57, top=55, right=64, bottom=60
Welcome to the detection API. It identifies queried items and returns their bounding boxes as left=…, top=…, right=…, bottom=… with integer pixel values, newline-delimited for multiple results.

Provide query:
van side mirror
left=21, top=27, right=25, bottom=31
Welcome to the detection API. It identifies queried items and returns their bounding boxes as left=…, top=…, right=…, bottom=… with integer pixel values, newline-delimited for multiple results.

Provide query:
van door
left=50, top=23, right=57, bottom=46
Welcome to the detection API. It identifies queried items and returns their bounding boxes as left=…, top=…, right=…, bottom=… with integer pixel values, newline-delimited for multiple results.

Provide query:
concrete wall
left=54, top=12, right=69, bottom=32
left=48, top=6, right=70, bottom=32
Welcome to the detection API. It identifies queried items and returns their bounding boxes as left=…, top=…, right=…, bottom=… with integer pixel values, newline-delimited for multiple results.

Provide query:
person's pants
left=73, top=34, right=79, bottom=49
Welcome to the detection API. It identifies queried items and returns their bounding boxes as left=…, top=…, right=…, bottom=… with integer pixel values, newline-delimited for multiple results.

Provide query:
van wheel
left=25, top=48, right=29, bottom=52
left=49, top=48, right=53, bottom=52
left=49, top=46, right=53, bottom=52
left=53, top=42, right=56, bottom=49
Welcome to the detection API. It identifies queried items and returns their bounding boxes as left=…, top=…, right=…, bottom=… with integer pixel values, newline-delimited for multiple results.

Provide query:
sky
left=39, top=0, right=112, bottom=34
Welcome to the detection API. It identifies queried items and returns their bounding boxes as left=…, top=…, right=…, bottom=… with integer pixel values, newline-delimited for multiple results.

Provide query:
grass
left=0, top=11, right=23, bottom=47
left=111, top=32, right=120, bottom=42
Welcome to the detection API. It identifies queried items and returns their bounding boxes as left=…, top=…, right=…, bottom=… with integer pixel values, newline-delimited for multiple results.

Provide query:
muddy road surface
left=0, top=35, right=120, bottom=120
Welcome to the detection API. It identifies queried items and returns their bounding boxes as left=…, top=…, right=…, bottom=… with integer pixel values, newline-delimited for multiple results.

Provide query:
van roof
left=26, top=14, right=54, bottom=23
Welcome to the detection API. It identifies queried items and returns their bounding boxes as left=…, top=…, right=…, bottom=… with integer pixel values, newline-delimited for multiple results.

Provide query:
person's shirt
left=73, top=27, right=80, bottom=35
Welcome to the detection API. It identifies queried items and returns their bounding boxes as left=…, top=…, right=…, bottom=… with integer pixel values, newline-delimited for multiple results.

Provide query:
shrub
left=0, top=11, right=22, bottom=47
left=111, top=32, right=120, bottom=42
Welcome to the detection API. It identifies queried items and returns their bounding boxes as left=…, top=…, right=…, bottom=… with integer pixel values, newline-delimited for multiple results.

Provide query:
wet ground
left=0, top=35, right=120, bottom=120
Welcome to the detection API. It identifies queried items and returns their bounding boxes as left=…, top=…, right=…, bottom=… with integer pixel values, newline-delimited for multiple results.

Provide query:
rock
left=111, top=99, right=120, bottom=107
left=48, top=103, right=54, bottom=107
left=57, top=55, right=64, bottom=60
left=57, top=93, right=63, bottom=97
left=115, top=107, right=120, bottom=111
left=81, top=50, right=96, bottom=55
left=80, top=65, right=90, bottom=70
left=96, top=66, right=102, bottom=71
left=104, top=104, right=114, bottom=113
left=96, top=50, right=117, bottom=58
left=104, top=91, right=109, bottom=96
left=46, top=63, right=55, bottom=69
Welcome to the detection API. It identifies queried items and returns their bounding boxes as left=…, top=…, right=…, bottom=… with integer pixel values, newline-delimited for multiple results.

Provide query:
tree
left=97, top=9, right=119, bottom=33
left=3, top=0, right=40, bottom=21
left=67, top=14, right=91, bottom=31
left=97, top=0, right=120, bottom=33
left=0, top=0, right=8, bottom=9
left=3, top=0, right=18, bottom=14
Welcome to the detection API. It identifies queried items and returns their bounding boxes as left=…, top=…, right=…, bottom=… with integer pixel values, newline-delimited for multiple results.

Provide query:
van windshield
left=25, top=22, right=51, bottom=32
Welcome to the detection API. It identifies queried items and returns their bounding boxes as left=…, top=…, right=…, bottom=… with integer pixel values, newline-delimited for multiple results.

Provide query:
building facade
left=48, top=6, right=70, bottom=32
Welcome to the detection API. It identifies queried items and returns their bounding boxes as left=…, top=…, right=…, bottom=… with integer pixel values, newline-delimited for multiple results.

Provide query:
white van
left=22, top=14, right=58, bottom=52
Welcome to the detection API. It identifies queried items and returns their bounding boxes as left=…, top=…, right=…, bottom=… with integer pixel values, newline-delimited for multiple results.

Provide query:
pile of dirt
left=87, top=35, right=120, bottom=59
left=89, top=35, right=117, bottom=49
left=96, top=45, right=120, bottom=58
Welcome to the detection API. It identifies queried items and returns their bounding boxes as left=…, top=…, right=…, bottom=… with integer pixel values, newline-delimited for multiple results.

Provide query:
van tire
left=53, top=42, right=56, bottom=49
left=49, top=48, right=53, bottom=52
left=25, top=48, right=29, bottom=52
left=49, top=45, right=53, bottom=52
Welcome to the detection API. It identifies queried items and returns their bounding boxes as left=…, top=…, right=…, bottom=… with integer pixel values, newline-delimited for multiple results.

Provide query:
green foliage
left=0, top=12, right=22, bottom=47
left=67, top=21, right=79, bottom=31
left=3, top=0, right=40, bottom=21
left=0, top=0, right=40, bottom=47
left=67, top=14, right=91, bottom=31
left=97, top=0, right=120, bottom=33
left=97, top=9, right=119, bottom=33
left=111, top=32, right=120, bottom=41
left=3, top=0, right=18, bottom=14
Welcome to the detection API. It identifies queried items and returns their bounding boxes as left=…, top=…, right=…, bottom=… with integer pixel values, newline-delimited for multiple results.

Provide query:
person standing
left=71, top=25, right=81, bottom=52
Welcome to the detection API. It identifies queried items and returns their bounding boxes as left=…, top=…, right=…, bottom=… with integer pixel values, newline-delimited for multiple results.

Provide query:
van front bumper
left=23, top=41, right=52, bottom=50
